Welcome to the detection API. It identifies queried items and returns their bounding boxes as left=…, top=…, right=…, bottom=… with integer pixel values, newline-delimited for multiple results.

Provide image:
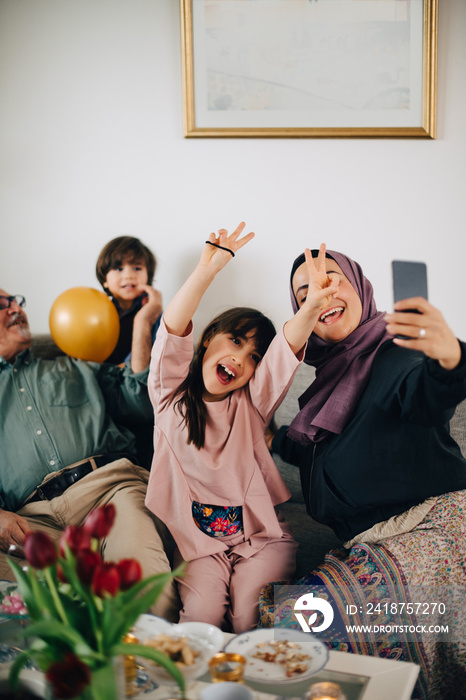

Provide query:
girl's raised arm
left=284, top=244, right=339, bottom=355
left=163, top=222, right=255, bottom=337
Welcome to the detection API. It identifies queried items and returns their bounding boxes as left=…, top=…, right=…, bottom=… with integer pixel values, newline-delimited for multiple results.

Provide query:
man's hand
left=0, top=509, right=31, bottom=553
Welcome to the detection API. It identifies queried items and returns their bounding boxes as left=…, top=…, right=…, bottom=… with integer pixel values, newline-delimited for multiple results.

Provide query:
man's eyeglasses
left=0, top=295, right=26, bottom=310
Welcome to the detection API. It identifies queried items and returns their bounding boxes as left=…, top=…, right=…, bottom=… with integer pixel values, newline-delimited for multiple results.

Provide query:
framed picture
left=181, top=0, right=437, bottom=138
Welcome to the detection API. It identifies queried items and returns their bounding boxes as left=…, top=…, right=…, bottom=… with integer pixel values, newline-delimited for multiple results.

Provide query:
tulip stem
left=44, top=568, right=69, bottom=625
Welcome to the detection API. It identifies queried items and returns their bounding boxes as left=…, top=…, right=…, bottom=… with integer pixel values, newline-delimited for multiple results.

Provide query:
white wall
left=1, top=0, right=465, bottom=341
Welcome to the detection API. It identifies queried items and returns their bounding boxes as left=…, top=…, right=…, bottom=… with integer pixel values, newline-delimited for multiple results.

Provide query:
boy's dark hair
left=172, top=307, right=276, bottom=450
left=96, top=236, right=157, bottom=288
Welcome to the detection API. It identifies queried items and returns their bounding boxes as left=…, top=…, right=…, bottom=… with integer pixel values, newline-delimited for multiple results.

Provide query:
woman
left=261, top=246, right=466, bottom=699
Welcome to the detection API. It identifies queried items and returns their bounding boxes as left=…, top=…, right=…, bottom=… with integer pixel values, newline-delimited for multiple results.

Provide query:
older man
left=0, top=290, right=179, bottom=620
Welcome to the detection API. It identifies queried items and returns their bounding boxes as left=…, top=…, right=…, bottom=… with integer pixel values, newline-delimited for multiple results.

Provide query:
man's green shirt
left=0, top=349, right=152, bottom=511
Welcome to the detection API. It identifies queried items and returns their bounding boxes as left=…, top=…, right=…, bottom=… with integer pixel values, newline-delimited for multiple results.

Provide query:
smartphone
left=391, top=260, right=428, bottom=338
left=392, top=260, right=428, bottom=305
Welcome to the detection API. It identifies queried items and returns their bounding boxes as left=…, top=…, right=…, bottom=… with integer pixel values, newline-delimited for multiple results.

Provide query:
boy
left=96, top=236, right=162, bottom=365
left=96, top=236, right=162, bottom=467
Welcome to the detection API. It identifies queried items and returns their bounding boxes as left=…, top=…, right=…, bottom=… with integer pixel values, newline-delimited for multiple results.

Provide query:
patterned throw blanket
left=259, top=490, right=466, bottom=700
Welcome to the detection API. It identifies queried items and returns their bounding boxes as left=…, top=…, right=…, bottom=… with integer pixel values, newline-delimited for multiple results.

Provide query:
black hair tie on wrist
left=205, top=241, right=235, bottom=257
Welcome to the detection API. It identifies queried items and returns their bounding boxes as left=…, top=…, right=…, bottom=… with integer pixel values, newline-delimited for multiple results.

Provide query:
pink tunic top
left=146, top=318, right=303, bottom=562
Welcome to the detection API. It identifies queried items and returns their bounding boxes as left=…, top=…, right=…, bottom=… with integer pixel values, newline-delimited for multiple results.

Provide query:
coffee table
left=132, top=629, right=419, bottom=700
left=0, top=618, right=419, bottom=700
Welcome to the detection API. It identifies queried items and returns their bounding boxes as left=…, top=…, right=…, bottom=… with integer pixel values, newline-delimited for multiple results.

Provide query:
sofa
left=31, top=335, right=466, bottom=580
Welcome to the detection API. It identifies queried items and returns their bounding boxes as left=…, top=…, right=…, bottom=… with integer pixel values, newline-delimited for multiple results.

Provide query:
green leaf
left=98, top=596, right=118, bottom=655
left=7, top=651, right=31, bottom=690
left=100, top=570, right=178, bottom=646
left=112, top=642, right=186, bottom=697
left=8, top=559, right=41, bottom=619
left=58, top=554, right=103, bottom=649
left=82, top=659, right=121, bottom=700
left=24, top=619, right=101, bottom=661
left=18, top=564, right=58, bottom=622
left=59, top=556, right=93, bottom=607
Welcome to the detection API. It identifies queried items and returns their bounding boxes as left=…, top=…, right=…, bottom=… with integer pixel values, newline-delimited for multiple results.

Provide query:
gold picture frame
left=181, top=0, right=437, bottom=138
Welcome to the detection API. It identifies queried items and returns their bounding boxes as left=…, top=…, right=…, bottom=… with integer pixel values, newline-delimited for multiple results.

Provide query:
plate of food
left=133, top=615, right=224, bottom=657
left=133, top=613, right=172, bottom=639
left=175, top=621, right=224, bottom=653
left=132, top=615, right=224, bottom=688
left=224, top=628, right=329, bottom=685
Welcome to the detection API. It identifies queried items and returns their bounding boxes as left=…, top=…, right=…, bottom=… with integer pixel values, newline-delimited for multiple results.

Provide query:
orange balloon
left=49, top=287, right=120, bottom=362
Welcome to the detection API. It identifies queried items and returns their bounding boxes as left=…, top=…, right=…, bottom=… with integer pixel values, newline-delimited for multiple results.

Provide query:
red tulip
left=76, top=549, right=102, bottom=586
left=59, top=525, right=92, bottom=557
left=118, top=558, right=142, bottom=591
left=24, top=531, right=57, bottom=569
left=45, top=653, right=91, bottom=699
left=83, top=504, right=116, bottom=539
left=92, top=562, right=120, bottom=598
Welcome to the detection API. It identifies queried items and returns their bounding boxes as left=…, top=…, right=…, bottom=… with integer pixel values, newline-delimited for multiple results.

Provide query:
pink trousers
left=174, top=519, right=297, bottom=633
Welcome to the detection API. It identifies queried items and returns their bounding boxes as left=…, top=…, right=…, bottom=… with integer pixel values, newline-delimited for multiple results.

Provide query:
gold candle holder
left=122, top=632, right=139, bottom=693
left=307, top=681, right=346, bottom=700
left=208, top=652, right=246, bottom=683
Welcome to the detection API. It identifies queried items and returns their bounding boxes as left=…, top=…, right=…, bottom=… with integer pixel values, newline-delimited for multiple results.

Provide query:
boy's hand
left=135, top=285, right=163, bottom=326
left=199, top=222, right=255, bottom=276
left=130, top=285, right=163, bottom=372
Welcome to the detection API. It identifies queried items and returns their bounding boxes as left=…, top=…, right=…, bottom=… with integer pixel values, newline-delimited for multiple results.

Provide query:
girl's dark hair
left=173, top=307, right=276, bottom=450
left=96, top=236, right=157, bottom=287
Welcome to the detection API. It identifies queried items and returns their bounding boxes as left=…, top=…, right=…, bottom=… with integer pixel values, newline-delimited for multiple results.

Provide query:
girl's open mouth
left=216, top=364, right=236, bottom=385
left=319, top=306, right=344, bottom=324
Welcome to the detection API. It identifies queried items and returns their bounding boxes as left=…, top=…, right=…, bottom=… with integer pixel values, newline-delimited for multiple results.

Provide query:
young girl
left=145, top=223, right=339, bottom=632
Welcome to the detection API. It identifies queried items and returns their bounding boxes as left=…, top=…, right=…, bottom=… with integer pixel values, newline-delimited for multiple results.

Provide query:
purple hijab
left=288, top=249, right=391, bottom=444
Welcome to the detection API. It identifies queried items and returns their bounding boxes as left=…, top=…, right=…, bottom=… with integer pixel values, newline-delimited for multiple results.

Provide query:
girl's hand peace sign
left=200, top=222, right=255, bottom=274
left=163, top=222, right=255, bottom=338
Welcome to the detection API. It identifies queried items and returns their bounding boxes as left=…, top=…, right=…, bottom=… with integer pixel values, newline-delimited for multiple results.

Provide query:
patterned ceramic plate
left=0, top=580, right=27, bottom=619
left=224, top=628, right=329, bottom=685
